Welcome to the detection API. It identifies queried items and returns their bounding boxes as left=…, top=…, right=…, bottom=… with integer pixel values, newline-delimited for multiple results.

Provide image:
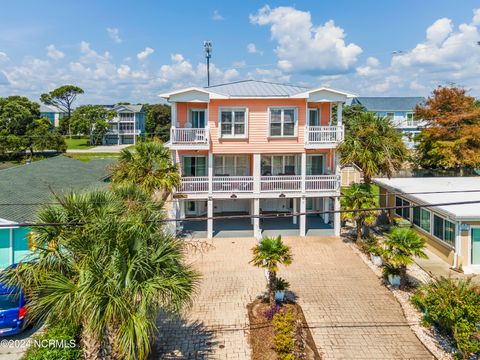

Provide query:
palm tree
left=110, top=140, right=180, bottom=199
left=250, top=236, right=293, bottom=306
left=4, top=185, right=199, bottom=360
left=383, top=227, right=428, bottom=289
left=338, top=112, right=408, bottom=185
left=341, top=184, right=378, bottom=242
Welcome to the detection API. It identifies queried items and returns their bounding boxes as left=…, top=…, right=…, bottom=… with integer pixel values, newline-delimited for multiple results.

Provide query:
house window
left=420, top=209, right=431, bottom=233
left=214, top=155, right=249, bottom=176
left=444, top=220, right=455, bottom=247
left=269, top=108, right=297, bottom=137
left=413, top=207, right=421, bottom=226
left=433, top=215, right=444, bottom=240
left=261, top=155, right=297, bottom=176
left=406, top=113, right=415, bottom=126
left=386, top=112, right=394, bottom=121
left=395, top=197, right=410, bottom=219
left=306, top=155, right=324, bottom=175
left=219, top=108, right=247, bottom=137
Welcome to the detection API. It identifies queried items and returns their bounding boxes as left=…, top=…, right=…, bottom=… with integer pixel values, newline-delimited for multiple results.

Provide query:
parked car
left=0, top=268, right=28, bottom=336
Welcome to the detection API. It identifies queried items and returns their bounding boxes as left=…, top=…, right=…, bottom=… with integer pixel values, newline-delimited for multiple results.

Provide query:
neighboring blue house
left=0, top=156, right=114, bottom=269
left=40, top=104, right=67, bottom=127
left=103, top=104, right=145, bottom=145
left=351, top=97, right=425, bottom=148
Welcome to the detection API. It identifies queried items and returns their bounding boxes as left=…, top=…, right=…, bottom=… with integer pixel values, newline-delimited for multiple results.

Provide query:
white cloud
left=117, top=64, right=130, bottom=78
left=0, top=52, right=8, bottom=62
left=137, top=47, right=154, bottom=61
left=247, top=43, right=263, bottom=55
left=212, top=10, right=224, bottom=21
left=250, top=5, right=362, bottom=74
left=46, top=44, right=64, bottom=60
left=79, top=41, right=111, bottom=63
left=106, top=27, right=122, bottom=43
left=426, top=18, right=452, bottom=44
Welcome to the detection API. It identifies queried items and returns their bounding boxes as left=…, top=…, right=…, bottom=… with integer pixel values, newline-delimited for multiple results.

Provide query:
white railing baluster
left=305, top=126, right=343, bottom=145
left=170, top=128, right=209, bottom=146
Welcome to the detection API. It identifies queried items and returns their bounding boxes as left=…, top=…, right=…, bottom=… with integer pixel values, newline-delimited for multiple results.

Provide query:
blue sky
left=1, top=0, right=480, bottom=103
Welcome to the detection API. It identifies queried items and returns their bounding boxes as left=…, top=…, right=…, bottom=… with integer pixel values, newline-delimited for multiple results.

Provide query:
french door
left=190, top=110, right=206, bottom=128
left=182, top=156, right=206, bottom=176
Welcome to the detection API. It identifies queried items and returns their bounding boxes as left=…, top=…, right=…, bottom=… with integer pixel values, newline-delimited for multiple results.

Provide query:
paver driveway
left=152, top=236, right=433, bottom=359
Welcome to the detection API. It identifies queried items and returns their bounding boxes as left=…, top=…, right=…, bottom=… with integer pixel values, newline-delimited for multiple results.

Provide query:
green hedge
left=22, top=322, right=82, bottom=360
left=411, top=277, right=480, bottom=359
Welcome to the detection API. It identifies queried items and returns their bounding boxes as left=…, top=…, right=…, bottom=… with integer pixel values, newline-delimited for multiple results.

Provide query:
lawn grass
left=66, top=153, right=120, bottom=162
left=65, top=137, right=95, bottom=150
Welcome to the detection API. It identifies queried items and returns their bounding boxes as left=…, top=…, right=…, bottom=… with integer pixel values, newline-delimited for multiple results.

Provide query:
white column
left=300, top=197, right=306, bottom=237
left=9, top=228, right=13, bottom=265
left=253, top=154, right=261, bottom=194
left=454, top=221, right=462, bottom=268
left=292, top=198, right=297, bottom=225
left=334, top=196, right=341, bottom=236
left=207, top=198, right=213, bottom=239
left=301, top=152, right=306, bottom=193
left=133, top=114, right=137, bottom=144
left=337, top=102, right=343, bottom=126
left=253, top=198, right=261, bottom=239
left=171, top=102, right=177, bottom=127
left=323, top=197, right=329, bottom=224
left=208, top=152, right=213, bottom=195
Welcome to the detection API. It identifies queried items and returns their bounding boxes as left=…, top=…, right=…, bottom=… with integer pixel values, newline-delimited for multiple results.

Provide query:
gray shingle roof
left=205, top=80, right=309, bottom=97
left=0, top=155, right=115, bottom=223
left=353, top=97, right=425, bottom=111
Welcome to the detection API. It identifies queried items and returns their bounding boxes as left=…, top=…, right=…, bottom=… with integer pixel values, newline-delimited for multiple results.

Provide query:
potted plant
left=383, top=264, right=401, bottom=287
left=369, top=244, right=384, bottom=267
left=382, top=227, right=427, bottom=289
left=274, top=278, right=290, bottom=303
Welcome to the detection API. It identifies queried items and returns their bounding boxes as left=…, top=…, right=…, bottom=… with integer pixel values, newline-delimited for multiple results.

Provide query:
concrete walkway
left=152, top=236, right=432, bottom=359
left=66, top=144, right=130, bottom=153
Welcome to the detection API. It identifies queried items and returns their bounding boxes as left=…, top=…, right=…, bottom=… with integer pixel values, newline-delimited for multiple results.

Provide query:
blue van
left=0, top=278, right=27, bottom=336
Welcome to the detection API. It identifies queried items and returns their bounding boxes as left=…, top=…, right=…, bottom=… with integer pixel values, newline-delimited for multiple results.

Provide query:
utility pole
left=204, top=41, right=212, bottom=87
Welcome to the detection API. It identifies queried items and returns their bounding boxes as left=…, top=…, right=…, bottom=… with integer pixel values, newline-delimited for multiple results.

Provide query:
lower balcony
left=178, top=174, right=339, bottom=194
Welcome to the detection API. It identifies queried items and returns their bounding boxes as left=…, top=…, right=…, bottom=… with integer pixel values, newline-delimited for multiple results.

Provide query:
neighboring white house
left=102, top=104, right=145, bottom=145
left=351, top=97, right=426, bottom=148
left=374, top=176, right=480, bottom=274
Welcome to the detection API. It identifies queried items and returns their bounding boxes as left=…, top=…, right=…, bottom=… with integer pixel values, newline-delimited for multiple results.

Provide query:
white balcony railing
left=179, top=176, right=209, bottom=193
left=305, top=126, right=343, bottom=146
left=212, top=176, right=254, bottom=192
left=179, top=175, right=339, bottom=194
left=170, top=127, right=209, bottom=146
left=261, top=176, right=302, bottom=192
left=305, top=175, right=339, bottom=191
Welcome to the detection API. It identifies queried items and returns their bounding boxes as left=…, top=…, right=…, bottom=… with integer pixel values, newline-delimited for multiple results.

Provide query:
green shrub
left=272, top=309, right=296, bottom=360
left=22, top=322, right=82, bottom=360
left=411, top=277, right=480, bottom=358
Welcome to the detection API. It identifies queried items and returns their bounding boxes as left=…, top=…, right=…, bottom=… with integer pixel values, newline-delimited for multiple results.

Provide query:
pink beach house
left=160, top=80, right=353, bottom=239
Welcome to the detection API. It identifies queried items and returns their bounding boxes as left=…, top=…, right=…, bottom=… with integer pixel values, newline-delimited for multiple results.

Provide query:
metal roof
left=373, top=177, right=480, bottom=220
left=0, top=155, right=115, bottom=223
left=353, top=97, right=425, bottom=111
left=112, top=104, right=144, bottom=113
left=205, top=80, right=310, bottom=97
left=40, top=104, right=66, bottom=113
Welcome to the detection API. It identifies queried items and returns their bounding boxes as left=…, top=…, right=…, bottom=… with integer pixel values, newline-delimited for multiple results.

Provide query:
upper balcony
left=168, top=127, right=210, bottom=150
left=304, top=126, right=344, bottom=149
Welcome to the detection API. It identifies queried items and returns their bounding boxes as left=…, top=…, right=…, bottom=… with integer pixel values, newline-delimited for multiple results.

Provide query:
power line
left=0, top=198, right=478, bottom=229
left=0, top=188, right=480, bottom=207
